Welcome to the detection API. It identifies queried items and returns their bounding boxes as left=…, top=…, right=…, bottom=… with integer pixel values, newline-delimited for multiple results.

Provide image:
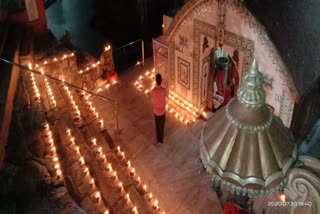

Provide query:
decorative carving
left=169, top=40, right=176, bottom=91
left=201, top=56, right=210, bottom=104
left=223, top=31, right=254, bottom=72
left=193, top=19, right=217, bottom=107
left=226, top=99, right=273, bottom=133
left=285, top=166, right=320, bottom=214
left=279, top=89, right=294, bottom=128
left=216, top=0, right=227, bottom=46
left=202, top=37, right=209, bottom=53
left=177, top=57, right=191, bottom=90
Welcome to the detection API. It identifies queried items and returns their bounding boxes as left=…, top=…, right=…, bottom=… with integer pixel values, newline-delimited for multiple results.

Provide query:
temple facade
left=153, top=0, right=304, bottom=129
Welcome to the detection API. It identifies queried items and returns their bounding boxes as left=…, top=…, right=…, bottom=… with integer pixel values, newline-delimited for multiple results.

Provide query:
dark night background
left=46, top=0, right=185, bottom=62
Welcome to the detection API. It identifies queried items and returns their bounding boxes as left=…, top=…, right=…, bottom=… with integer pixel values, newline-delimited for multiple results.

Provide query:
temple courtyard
left=89, top=58, right=289, bottom=214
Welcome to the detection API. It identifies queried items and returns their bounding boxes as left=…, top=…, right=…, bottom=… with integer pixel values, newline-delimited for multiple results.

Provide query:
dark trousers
left=154, top=113, right=165, bottom=143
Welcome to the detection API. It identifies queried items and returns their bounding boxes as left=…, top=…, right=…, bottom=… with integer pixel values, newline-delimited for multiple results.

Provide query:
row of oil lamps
left=28, top=61, right=164, bottom=213
left=28, top=64, right=109, bottom=213
left=33, top=53, right=75, bottom=67
left=80, top=90, right=165, bottom=213
left=29, top=71, right=62, bottom=178
left=62, top=88, right=163, bottom=213
left=65, top=128, right=110, bottom=213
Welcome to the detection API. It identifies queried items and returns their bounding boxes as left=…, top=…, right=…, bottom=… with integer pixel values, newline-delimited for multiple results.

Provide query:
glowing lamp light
left=105, top=210, right=109, bottom=214
left=105, top=84, right=110, bottom=89
left=130, top=168, right=135, bottom=176
left=143, top=184, right=147, bottom=193
left=98, top=147, right=102, bottom=154
left=100, top=119, right=104, bottom=128
left=79, top=157, right=85, bottom=165
left=136, top=177, right=141, bottom=183
left=136, top=61, right=141, bottom=65
left=280, top=194, right=286, bottom=202
left=116, top=146, right=121, bottom=153
left=56, top=169, right=62, bottom=176
left=90, top=178, right=94, bottom=185
left=125, top=193, right=130, bottom=202
left=118, top=182, right=123, bottom=191
left=127, top=160, right=131, bottom=167
left=84, top=167, right=89, bottom=174
left=152, top=68, right=155, bottom=72
left=95, top=191, right=101, bottom=200
left=120, top=151, right=125, bottom=159
left=153, top=199, right=159, bottom=210
left=91, top=138, right=97, bottom=146
left=107, top=163, right=112, bottom=171
left=113, top=80, right=117, bottom=85
left=149, top=193, right=153, bottom=200
left=112, top=171, right=117, bottom=179
left=132, top=206, right=138, bottom=214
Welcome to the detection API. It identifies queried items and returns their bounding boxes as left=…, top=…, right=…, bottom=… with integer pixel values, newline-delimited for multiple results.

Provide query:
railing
left=0, top=57, right=120, bottom=135
left=112, top=39, right=144, bottom=71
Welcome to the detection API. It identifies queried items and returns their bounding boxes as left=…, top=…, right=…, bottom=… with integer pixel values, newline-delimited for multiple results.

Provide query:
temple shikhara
left=0, top=0, right=319, bottom=214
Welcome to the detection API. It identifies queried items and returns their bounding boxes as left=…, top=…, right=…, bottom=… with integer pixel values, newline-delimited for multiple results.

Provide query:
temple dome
left=200, top=60, right=297, bottom=197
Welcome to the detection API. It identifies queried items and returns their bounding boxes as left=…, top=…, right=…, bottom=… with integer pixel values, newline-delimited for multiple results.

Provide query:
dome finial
left=250, top=59, right=258, bottom=74
left=237, top=59, right=266, bottom=110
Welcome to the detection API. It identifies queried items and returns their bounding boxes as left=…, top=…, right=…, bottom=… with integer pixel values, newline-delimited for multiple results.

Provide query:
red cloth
left=223, top=203, right=255, bottom=214
left=223, top=203, right=237, bottom=214
left=216, top=69, right=231, bottom=106
left=216, top=69, right=225, bottom=96
left=222, top=87, right=231, bottom=106
left=230, top=63, right=239, bottom=96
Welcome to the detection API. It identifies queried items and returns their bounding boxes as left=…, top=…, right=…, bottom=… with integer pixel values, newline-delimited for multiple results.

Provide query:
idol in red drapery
left=215, top=66, right=232, bottom=106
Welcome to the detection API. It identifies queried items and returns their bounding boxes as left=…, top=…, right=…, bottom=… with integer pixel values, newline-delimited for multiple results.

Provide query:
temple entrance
left=210, top=47, right=240, bottom=111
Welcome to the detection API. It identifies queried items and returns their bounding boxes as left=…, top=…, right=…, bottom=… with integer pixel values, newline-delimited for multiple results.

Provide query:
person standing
left=151, top=73, right=167, bottom=144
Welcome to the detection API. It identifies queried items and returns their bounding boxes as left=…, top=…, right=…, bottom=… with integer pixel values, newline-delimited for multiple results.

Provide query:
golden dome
left=200, top=60, right=297, bottom=197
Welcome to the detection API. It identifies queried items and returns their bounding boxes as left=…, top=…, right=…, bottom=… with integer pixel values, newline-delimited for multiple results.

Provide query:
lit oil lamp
left=130, top=168, right=135, bottom=176
left=142, top=184, right=147, bottom=193
left=153, top=199, right=159, bottom=210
